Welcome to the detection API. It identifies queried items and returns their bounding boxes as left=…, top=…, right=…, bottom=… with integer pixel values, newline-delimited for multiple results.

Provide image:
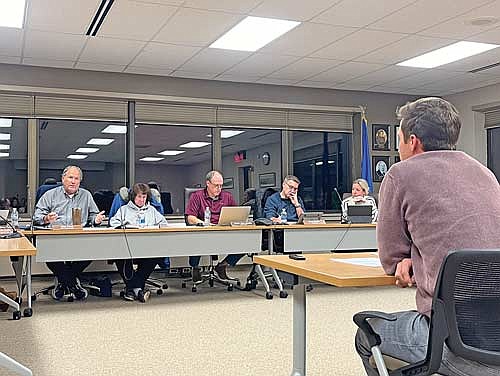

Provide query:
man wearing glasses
left=185, top=170, right=243, bottom=281
left=264, top=175, right=305, bottom=223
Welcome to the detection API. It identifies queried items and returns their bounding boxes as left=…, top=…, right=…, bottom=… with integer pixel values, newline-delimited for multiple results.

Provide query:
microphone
left=0, top=214, right=22, bottom=239
left=334, top=187, right=348, bottom=224
left=333, top=187, right=343, bottom=203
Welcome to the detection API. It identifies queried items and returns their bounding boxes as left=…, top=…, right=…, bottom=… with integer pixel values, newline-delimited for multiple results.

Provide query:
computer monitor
left=347, top=205, right=372, bottom=223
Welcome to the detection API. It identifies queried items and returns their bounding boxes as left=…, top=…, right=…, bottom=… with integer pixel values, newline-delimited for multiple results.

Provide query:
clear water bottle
left=280, top=208, right=287, bottom=224
left=204, top=206, right=211, bottom=226
left=137, top=210, right=146, bottom=228
left=11, top=208, right=19, bottom=229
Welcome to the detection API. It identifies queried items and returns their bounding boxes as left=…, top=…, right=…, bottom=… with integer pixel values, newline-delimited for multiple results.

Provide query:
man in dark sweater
left=355, top=97, right=500, bottom=376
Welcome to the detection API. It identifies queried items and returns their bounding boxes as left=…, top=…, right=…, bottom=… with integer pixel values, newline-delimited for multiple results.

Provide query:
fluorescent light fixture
left=157, top=150, right=185, bottom=156
left=0, top=152, right=9, bottom=157
left=210, top=16, right=300, bottom=52
left=221, top=130, right=244, bottom=138
left=0, top=119, right=12, bottom=127
left=102, top=125, right=127, bottom=134
left=180, top=141, right=211, bottom=148
left=67, top=154, right=88, bottom=160
left=315, top=161, right=323, bottom=166
left=87, top=138, right=114, bottom=145
left=76, top=147, right=99, bottom=153
left=0, top=144, right=10, bottom=150
left=0, top=133, right=11, bottom=141
left=397, top=41, right=500, bottom=68
left=0, top=0, right=26, bottom=28
left=139, top=157, right=164, bottom=162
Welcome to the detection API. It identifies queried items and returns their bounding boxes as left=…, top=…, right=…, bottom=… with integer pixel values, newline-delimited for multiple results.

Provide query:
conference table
left=254, top=252, right=394, bottom=376
left=0, top=235, right=35, bottom=320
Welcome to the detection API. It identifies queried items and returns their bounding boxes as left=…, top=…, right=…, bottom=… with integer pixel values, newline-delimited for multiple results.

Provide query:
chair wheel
left=191, top=287, right=197, bottom=293
left=227, top=284, right=233, bottom=292
left=67, top=296, right=74, bottom=302
left=156, top=289, right=163, bottom=295
left=244, top=283, right=253, bottom=291
left=279, top=291, right=288, bottom=299
left=265, top=292, right=273, bottom=300
left=119, top=291, right=125, bottom=297
left=13, top=311, right=21, bottom=320
left=236, top=281, right=241, bottom=286
left=23, top=308, right=33, bottom=317
left=306, top=284, right=313, bottom=292
left=31, top=295, right=37, bottom=302
left=162, top=284, right=168, bottom=289
left=181, top=282, right=187, bottom=288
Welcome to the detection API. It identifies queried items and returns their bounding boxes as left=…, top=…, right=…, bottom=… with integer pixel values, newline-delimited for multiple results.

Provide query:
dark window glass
left=488, top=127, right=500, bottom=182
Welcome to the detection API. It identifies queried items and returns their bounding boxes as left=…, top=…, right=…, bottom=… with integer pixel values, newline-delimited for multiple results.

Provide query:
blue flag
left=361, top=116, right=374, bottom=193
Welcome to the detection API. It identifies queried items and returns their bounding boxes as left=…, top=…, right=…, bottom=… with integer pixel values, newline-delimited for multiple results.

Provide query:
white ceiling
left=2, top=0, right=500, bottom=95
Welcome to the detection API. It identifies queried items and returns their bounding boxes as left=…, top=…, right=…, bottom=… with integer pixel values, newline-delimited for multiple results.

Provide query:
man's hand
left=289, top=192, right=299, bottom=207
left=44, top=212, right=58, bottom=224
left=94, top=211, right=105, bottom=225
left=395, top=258, right=415, bottom=288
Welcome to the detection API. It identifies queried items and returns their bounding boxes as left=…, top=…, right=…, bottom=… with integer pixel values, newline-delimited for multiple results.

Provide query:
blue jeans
left=189, top=254, right=244, bottom=268
left=355, top=310, right=500, bottom=376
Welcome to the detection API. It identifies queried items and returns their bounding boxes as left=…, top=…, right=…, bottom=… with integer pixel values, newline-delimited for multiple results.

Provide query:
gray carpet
left=0, top=268, right=414, bottom=376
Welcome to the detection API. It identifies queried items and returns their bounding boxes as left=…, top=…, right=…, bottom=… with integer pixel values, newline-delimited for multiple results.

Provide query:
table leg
left=290, top=283, right=306, bottom=376
left=26, top=256, right=32, bottom=312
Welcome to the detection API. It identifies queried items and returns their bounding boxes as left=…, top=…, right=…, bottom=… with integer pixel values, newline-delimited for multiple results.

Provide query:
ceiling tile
left=260, top=23, right=357, bottom=56
left=387, top=69, right=462, bottom=89
left=178, top=48, right=250, bottom=74
left=269, top=57, right=342, bottom=80
left=309, top=61, right=385, bottom=83
left=223, top=53, right=299, bottom=76
left=256, top=77, right=299, bottom=85
left=184, top=0, right=262, bottom=13
left=214, top=74, right=261, bottom=83
left=22, top=58, right=75, bottom=69
left=250, top=0, right=338, bottom=21
left=0, top=27, right=23, bottom=56
left=311, top=29, right=408, bottom=61
left=170, top=70, right=216, bottom=79
left=27, top=0, right=100, bottom=33
left=344, top=65, right=421, bottom=86
left=356, top=35, right=454, bottom=65
left=364, top=86, right=411, bottom=94
left=333, top=82, right=375, bottom=91
left=468, top=26, right=500, bottom=44
left=125, top=66, right=173, bottom=76
left=79, top=37, right=145, bottom=65
left=99, top=1, right=178, bottom=41
left=294, top=80, right=335, bottom=88
left=369, top=0, right=493, bottom=34
left=154, top=8, right=243, bottom=46
left=418, top=1, right=500, bottom=39
left=24, top=30, right=86, bottom=60
left=312, top=0, right=416, bottom=28
left=131, top=43, right=200, bottom=69
left=75, top=62, right=126, bottom=72
left=0, top=56, right=21, bottom=64
left=415, top=72, right=492, bottom=91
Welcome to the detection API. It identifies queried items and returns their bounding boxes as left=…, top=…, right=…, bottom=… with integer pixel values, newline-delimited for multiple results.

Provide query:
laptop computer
left=297, top=212, right=325, bottom=224
left=347, top=205, right=372, bottom=224
left=218, top=206, right=251, bottom=226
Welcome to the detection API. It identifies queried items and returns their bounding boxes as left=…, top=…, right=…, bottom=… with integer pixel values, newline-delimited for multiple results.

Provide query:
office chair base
left=182, top=266, right=238, bottom=292
left=243, top=264, right=287, bottom=299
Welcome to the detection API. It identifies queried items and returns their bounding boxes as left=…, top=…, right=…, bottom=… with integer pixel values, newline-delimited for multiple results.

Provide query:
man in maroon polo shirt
left=185, top=170, right=244, bottom=282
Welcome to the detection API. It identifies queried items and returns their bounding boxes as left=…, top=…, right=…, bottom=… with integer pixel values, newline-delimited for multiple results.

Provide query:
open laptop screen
left=347, top=205, right=372, bottom=223
left=217, top=206, right=251, bottom=226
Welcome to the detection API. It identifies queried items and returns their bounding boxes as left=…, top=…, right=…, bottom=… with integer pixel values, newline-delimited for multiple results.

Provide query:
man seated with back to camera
left=264, top=175, right=305, bottom=252
left=109, top=183, right=167, bottom=303
left=185, top=170, right=243, bottom=282
left=341, top=178, right=378, bottom=223
left=34, top=165, right=105, bottom=301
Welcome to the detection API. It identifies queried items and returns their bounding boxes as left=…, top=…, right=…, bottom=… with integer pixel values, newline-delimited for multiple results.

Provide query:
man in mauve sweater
left=355, top=97, right=500, bottom=376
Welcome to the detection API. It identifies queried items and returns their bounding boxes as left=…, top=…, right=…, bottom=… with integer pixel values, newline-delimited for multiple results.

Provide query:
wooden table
left=254, top=252, right=394, bottom=376
left=0, top=235, right=35, bottom=320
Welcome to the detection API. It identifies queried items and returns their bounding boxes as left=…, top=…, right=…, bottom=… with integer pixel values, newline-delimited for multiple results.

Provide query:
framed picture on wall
left=372, top=124, right=390, bottom=151
left=394, top=125, right=400, bottom=150
left=222, top=177, right=234, bottom=189
left=259, top=172, right=276, bottom=188
left=373, top=156, right=390, bottom=182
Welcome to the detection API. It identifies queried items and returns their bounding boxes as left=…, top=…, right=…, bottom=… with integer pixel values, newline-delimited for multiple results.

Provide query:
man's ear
left=409, top=134, right=424, bottom=153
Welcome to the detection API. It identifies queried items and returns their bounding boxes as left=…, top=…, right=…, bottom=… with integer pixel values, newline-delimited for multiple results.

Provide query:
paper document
left=332, top=257, right=382, bottom=268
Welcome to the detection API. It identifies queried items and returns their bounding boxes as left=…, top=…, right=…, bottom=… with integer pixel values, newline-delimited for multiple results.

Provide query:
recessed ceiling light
left=102, top=125, right=127, bottom=134
left=210, top=16, right=300, bottom=52
left=140, top=157, right=164, bottom=162
left=0, top=119, right=12, bottom=127
left=180, top=142, right=211, bottom=148
left=0, top=144, right=10, bottom=150
left=0, top=152, right=9, bottom=157
left=67, top=154, right=88, bottom=160
left=157, top=150, right=185, bottom=156
left=87, top=138, right=114, bottom=145
left=0, top=0, right=26, bottom=29
left=221, top=130, right=244, bottom=139
left=0, top=133, right=11, bottom=141
left=397, top=41, right=499, bottom=68
left=76, top=147, right=99, bottom=153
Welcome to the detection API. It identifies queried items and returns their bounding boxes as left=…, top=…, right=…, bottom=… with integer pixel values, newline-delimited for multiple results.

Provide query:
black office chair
left=354, top=249, right=500, bottom=376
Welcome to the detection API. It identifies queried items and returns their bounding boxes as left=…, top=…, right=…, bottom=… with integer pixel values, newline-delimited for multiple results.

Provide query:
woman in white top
left=341, top=178, right=378, bottom=223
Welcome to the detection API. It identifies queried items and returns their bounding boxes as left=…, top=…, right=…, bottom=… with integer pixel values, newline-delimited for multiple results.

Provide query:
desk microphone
left=333, top=187, right=343, bottom=203
left=0, top=214, right=22, bottom=239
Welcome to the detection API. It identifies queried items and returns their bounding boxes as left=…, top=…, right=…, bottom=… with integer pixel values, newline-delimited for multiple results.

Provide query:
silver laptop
left=218, top=206, right=251, bottom=226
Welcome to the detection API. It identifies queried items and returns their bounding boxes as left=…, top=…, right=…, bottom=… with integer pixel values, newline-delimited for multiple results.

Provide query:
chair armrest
left=353, top=311, right=397, bottom=348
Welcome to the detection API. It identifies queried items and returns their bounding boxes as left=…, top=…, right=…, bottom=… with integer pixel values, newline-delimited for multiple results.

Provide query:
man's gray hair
left=205, top=170, right=222, bottom=182
left=397, top=97, right=461, bottom=151
left=283, top=174, right=301, bottom=185
left=62, top=165, right=83, bottom=180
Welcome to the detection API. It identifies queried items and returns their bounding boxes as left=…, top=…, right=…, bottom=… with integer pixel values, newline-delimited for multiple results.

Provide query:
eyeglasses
left=285, top=182, right=299, bottom=191
left=208, top=181, right=223, bottom=188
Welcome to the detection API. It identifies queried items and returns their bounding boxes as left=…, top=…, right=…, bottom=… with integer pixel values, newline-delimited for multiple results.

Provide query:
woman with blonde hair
left=341, top=178, right=378, bottom=223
